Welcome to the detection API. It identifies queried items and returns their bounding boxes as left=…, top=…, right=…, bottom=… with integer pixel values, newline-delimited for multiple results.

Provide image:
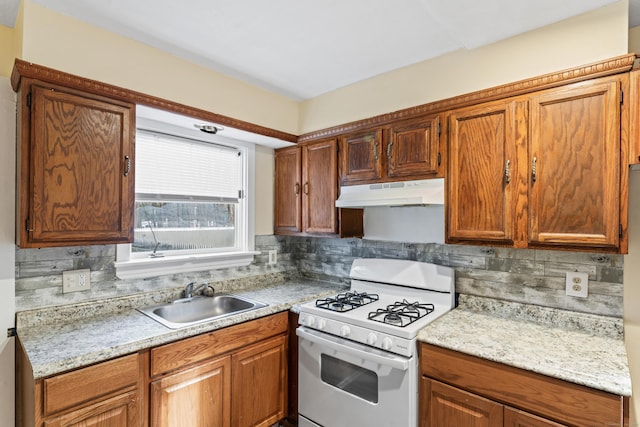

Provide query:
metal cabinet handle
left=387, top=140, right=393, bottom=159
left=531, top=157, right=537, bottom=183
left=373, top=141, right=379, bottom=161
left=303, top=182, right=309, bottom=195
left=124, top=155, right=131, bottom=176
left=504, top=160, right=511, bottom=184
left=294, top=183, right=300, bottom=195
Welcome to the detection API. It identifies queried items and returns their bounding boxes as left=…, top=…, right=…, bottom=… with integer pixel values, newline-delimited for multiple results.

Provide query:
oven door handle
left=296, top=327, right=410, bottom=371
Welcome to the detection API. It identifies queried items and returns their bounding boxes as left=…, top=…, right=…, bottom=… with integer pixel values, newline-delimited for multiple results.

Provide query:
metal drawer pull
left=295, top=183, right=300, bottom=195
left=303, top=182, right=309, bottom=195
left=531, top=157, right=537, bottom=183
left=124, top=155, right=131, bottom=176
left=504, top=160, right=511, bottom=184
left=387, top=140, right=393, bottom=159
left=373, top=141, right=379, bottom=161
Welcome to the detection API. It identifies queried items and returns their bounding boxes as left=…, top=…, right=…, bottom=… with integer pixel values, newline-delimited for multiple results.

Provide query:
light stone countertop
left=17, top=277, right=347, bottom=379
left=417, top=295, right=632, bottom=396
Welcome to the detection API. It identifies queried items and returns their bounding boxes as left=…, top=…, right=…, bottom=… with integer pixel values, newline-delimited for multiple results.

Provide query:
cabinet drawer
left=420, top=343, right=626, bottom=427
left=43, top=353, right=139, bottom=415
left=151, top=312, right=288, bottom=377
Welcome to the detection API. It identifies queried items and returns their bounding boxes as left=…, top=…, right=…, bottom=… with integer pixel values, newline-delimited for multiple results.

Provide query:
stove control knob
left=366, top=333, right=378, bottom=346
left=381, top=337, right=393, bottom=351
left=317, top=319, right=327, bottom=330
left=340, top=325, right=351, bottom=337
left=305, top=316, right=316, bottom=327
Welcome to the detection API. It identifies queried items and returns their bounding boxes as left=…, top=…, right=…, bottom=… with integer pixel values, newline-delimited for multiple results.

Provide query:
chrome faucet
left=183, top=282, right=214, bottom=298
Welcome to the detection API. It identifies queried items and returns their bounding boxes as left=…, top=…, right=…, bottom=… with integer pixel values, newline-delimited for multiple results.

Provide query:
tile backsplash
left=15, top=235, right=624, bottom=317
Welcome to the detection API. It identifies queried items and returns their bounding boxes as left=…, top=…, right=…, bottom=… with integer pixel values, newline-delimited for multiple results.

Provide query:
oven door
left=297, top=326, right=417, bottom=427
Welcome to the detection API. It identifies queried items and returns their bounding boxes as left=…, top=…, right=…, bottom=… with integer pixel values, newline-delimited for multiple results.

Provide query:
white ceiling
left=20, top=0, right=627, bottom=101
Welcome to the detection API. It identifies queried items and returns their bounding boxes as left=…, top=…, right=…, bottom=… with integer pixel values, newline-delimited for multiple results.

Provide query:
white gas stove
left=297, top=258, right=455, bottom=427
left=298, top=258, right=455, bottom=356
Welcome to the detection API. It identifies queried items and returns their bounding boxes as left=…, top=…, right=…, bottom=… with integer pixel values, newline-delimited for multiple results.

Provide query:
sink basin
left=138, top=294, right=268, bottom=329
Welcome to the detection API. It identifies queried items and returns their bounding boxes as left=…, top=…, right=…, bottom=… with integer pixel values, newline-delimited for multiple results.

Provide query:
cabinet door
left=43, top=390, right=141, bottom=427
left=529, top=78, right=620, bottom=248
left=232, top=335, right=286, bottom=427
left=339, top=128, right=383, bottom=185
left=24, top=84, right=134, bottom=247
left=423, top=378, right=503, bottom=427
left=302, top=139, right=338, bottom=234
left=504, top=407, right=568, bottom=427
left=274, top=146, right=302, bottom=234
left=447, top=100, right=518, bottom=243
left=387, top=116, right=440, bottom=179
left=150, top=356, right=231, bottom=427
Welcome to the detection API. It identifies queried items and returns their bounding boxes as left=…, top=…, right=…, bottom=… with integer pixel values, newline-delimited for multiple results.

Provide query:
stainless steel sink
left=137, top=294, right=268, bottom=329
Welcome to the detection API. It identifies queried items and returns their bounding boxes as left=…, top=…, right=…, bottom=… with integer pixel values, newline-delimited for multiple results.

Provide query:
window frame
left=115, top=117, right=257, bottom=280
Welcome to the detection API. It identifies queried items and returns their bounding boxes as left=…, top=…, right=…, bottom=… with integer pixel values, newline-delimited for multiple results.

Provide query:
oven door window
left=320, top=354, right=378, bottom=403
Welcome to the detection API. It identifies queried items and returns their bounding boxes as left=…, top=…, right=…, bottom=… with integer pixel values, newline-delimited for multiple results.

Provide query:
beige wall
left=19, top=0, right=299, bottom=135
left=626, top=23, right=640, bottom=427
left=299, top=0, right=628, bottom=133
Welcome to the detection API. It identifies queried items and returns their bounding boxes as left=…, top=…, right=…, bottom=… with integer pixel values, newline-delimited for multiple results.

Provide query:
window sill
left=114, top=251, right=259, bottom=280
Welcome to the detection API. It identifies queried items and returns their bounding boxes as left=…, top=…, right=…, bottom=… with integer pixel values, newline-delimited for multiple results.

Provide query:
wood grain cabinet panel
left=422, top=378, right=503, bottom=427
left=274, top=139, right=362, bottom=237
left=387, top=116, right=441, bottom=179
left=339, top=129, right=383, bottom=185
left=17, top=81, right=135, bottom=247
left=445, top=75, right=628, bottom=252
left=447, top=100, right=519, bottom=244
left=231, top=335, right=287, bottom=427
left=419, top=343, right=628, bottom=427
left=151, top=356, right=231, bottom=427
left=274, top=146, right=302, bottom=234
left=503, top=407, right=567, bottom=427
left=302, top=139, right=338, bottom=233
left=528, top=79, right=621, bottom=249
left=42, top=390, right=140, bottom=427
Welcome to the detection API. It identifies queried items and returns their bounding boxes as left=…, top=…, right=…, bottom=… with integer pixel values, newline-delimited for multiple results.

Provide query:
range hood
left=335, top=178, right=444, bottom=208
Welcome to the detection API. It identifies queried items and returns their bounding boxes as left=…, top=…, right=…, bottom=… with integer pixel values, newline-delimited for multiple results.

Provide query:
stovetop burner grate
left=315, top=291, right=379, bottom=312
left=368, top=300, right=435, bottom=327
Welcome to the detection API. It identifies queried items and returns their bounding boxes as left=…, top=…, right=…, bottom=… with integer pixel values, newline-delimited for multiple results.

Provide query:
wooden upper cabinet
left=274, top=146, right=302, bottom=234
left=302, top=139, right=338, bottom=234
left=339, top=117, right=442, bottom=185
left=339, top=129, right=383, bottom=185
left=387, top=116, right=440, bottom=179
left=447, top=100, right=519, bottom=244
left=18, top=81, right=135, bottom=248
left=528, top=78, right=621, bottom=249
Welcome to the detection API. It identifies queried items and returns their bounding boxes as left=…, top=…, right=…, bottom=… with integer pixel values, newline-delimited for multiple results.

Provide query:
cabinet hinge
left=26, top=217, right=32, bottom=232
left=620, top=224, right=623, bottom=237
left=620, top=89, right=624, bottom=104
left=7, top=327, right=16, bottom=338
left=437, top=152, right=441, bottom=166
left=26, top=93, right=32, bottom=108
left=437, top=123, right=441, bottom=136
left=238, top=190, right=244, bottom=199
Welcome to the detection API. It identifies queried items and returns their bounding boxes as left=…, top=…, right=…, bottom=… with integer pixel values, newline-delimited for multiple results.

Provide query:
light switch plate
left=62, top=269, right=91, bottom=293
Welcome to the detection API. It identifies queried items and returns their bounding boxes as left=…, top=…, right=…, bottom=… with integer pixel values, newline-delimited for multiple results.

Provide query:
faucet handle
left=201, top=284, right=215, bottom=297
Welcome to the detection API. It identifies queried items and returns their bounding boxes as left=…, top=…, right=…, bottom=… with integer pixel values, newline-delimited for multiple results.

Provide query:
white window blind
left=136, top=130, right=242, bottom=202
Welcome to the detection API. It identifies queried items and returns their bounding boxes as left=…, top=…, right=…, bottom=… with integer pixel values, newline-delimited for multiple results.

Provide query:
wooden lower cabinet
left=16, top=349, right=144, bottom=427
left=422, top=378, right=567, bottom=427
left=420, top=343, right=628, bottom=427
left=149, top=312, right=289, bottom=427
left=423, top=378, right=503, bottom=427
left=151, top=356, right=231, bottom=427
left=232, top=335, right=287, bottom=427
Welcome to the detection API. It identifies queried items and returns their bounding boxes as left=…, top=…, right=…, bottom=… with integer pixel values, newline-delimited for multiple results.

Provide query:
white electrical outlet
left=62, top=269, right=91, bottom=293
left=268, top=250, right=277, bottom=265
left=565, top=271, right=588, bottom=298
